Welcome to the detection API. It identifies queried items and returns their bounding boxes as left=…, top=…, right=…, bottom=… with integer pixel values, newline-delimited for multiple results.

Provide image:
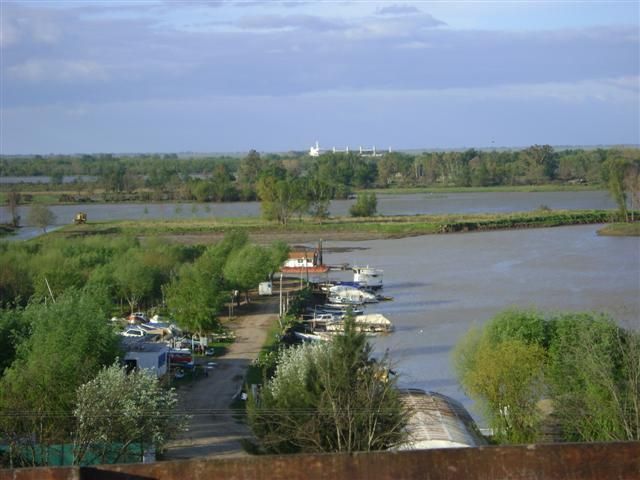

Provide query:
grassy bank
left=48, top=209, right=622, bottom=242
left=597, top=223, right=640, bottom=236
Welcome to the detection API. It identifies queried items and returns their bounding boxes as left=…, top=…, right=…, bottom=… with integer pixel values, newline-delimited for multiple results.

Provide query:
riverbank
left=43, top=209, right=629, bottom=244
left=597, top=223, right=640, bottom=236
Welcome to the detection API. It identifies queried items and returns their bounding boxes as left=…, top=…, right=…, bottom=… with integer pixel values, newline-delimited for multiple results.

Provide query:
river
left=320, top=224, right=640, bottom=424
left=0, top=190, right=618, bottom=241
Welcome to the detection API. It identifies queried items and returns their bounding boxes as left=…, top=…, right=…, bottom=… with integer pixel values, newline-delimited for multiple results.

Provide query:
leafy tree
left=547, top=314, right=640, bottom=442
left=454, top=334, right=546, bottom=443
left=164, top=261, right=224, bottom=335
left=605, top=157, right=630, bottom=221
left=113, top=251, right=156, bottom=313
left=0, top=308, right=29, bottom=377
left=519, top=145, right=558, bottom=184
left=349, top=192, right=377, bottom=217
left=223, top=244, right=273, bottom=302
left=237, top=149, right=265, bottom=200
left=73, top=363, right=185, bottom=464
left=0, top=288, right=120, bottom=466
left=248, top=318, right=408, bottom=453
left=27, top=204, right=56, bottom=233
left=257, top=176, right=308, bottom=225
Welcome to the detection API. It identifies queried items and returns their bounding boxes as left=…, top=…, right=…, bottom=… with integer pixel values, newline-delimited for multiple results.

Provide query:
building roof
left=281, top=266, right=330, bottom=274
left=288, top=251, right=312, bottom=259
left=398, top=389, right=487, bottom=450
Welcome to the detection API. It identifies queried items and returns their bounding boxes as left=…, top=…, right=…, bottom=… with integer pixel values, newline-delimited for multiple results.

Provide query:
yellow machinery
left=74, top=212, right=87, bottom=224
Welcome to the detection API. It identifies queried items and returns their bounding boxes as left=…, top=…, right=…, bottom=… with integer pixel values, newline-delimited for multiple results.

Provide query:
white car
left=121, top=327, right=145, bottom=337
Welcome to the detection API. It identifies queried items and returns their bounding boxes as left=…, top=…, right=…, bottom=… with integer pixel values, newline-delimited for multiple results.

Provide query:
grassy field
left=46, top=209, right=622, bottom=242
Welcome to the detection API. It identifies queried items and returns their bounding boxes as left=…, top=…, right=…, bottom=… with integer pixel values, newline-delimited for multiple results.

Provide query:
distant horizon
left=2, top=143, right=639, bottom=159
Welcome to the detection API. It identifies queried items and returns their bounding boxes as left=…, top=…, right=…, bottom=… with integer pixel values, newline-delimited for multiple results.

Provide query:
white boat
left=329, top=285, right=378, bottom=303
left=313, top=305, right=365, bottom=317
left=353, top=266, right=383, bottom=290
left=327, top=294, right=365, bottom=306
left=294, top=331, right=332, bottom=342
left=325, top=314, right=393, bottom=334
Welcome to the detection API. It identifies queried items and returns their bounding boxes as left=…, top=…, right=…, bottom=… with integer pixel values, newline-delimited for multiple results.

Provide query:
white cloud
left=8, top=59, right=108, bottom=83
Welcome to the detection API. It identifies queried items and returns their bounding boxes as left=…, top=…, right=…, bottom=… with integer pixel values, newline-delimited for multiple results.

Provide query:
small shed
left=123, top=341, right=169, bottom=378
left=398, top=389, right=487, bottom=450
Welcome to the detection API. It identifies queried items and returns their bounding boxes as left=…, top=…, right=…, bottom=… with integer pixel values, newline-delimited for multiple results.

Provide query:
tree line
left=3, top=146, right=639, bottom=193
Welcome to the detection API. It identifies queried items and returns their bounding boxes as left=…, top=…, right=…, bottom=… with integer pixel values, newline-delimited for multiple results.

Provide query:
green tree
left=237, top=149, right=265, bottom=200
left=27, top=204, right=56, bottom=233
left=605, top=157, right=630, bottom=221
left=164, top=261, right=224, bottom=335
left=113, top=251, right=156, bottom=313
left=454, top=334, right=546, bottom=443
left=0, top=288, right=120, bottom=466
left=349, top=192, right=377, bottom=217
left=257, top=176, right=308, bottom=225
left=547, top=314, right=640, bottom=442
left=248, top=318, right=408, bottom=453
left=73, top=363, right=185, bottom=464
left=223, top=244, right=276, bottom=302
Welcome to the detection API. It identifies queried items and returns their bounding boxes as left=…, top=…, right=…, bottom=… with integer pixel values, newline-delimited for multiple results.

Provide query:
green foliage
left=73, top=363, right=185, bottom=464
left=349, top=192, right=377, bottom=217
left=606, top=157, right=629, bottom=221
left=546, top=314, right=639, bottom=441
left=0, top=288, right=120, bottom=465
left=454, top=308, right=640, bottom=444
left=223, top=244, right=272, bottom=295
left=257, top=175, right=308, bottom=224
left=455, top=335, right=546, bottom=443
left=0, top=308, right=29, bottom=377
left=248, top=318, right=408, bottom=454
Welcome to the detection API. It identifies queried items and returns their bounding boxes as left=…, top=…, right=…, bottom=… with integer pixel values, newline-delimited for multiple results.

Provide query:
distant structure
left=309, top=141, right=391, bottom=158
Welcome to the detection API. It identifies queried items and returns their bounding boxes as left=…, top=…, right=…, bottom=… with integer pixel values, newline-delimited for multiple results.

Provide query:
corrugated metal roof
left=399, top=389, right=487, bottom=450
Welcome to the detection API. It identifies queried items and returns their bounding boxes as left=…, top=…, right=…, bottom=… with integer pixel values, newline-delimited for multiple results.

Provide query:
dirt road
left=163, top=295, right=279, bottom=460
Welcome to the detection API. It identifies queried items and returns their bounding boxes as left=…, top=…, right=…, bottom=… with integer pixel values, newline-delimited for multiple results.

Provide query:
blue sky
left=1, top=1, right=638, bottom=154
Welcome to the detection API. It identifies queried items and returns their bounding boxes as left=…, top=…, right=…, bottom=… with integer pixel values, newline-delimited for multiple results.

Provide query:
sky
left=1, top=1, right=639, bottom=154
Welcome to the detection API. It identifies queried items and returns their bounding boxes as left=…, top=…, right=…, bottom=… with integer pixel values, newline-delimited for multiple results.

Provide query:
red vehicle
left=169, top=349, right=193, bottom=365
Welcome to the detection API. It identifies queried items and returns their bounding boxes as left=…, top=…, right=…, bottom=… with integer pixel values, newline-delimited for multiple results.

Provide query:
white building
left=123, top=341, right=169, bottom=378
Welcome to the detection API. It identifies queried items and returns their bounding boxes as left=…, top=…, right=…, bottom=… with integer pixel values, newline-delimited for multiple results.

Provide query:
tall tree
left=248, top=318, right=408, bottom=453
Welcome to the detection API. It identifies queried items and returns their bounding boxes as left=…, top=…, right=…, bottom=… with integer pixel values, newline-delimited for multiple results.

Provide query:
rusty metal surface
left=2, top=442, right=639, bottom=480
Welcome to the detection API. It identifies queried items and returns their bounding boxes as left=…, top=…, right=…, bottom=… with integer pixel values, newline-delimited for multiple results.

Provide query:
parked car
left=121, top=327, right=145, bottom=338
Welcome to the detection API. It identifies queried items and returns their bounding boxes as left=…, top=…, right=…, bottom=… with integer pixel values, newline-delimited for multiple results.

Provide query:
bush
left=349, top=193, right=377, bottom=217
